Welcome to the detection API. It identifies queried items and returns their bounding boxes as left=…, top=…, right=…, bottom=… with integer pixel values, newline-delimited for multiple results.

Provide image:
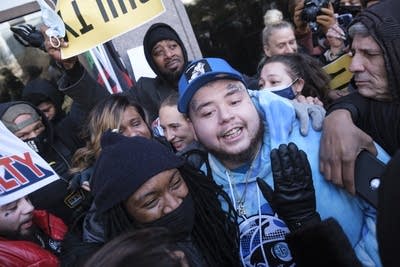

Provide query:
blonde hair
left=261, top=9, right=294, bottom=47
left=70, top=94, right=147, bottom=173
left=263, top=9, right=283, bottom=26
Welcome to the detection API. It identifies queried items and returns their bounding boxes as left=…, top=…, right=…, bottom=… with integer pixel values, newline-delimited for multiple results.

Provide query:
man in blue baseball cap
left=177, top=57, right=389, bottom=266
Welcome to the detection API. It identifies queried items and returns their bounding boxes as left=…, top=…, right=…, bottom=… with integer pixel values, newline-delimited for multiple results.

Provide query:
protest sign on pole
left=0, top=122, right=59, bottom=206
left=57, top=0, right=166, bottom=59
left=323, top=54, right=353, bottom=91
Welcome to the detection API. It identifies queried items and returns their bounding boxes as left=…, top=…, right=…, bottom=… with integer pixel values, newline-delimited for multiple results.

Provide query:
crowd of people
left=0, top=0, right=398, bottom=266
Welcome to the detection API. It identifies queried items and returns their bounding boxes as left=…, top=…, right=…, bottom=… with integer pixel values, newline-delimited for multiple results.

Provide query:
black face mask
left=24, top=131, right=48, bottom=155
left=142, top=193, right=195, bottom=239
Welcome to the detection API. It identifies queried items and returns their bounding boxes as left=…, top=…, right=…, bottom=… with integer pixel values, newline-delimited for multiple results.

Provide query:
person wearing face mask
left=259, top=53, right=332, bottom=107
left=60, top=131, right=241, bottom=267
left=0, top=102, right=85, bottom=225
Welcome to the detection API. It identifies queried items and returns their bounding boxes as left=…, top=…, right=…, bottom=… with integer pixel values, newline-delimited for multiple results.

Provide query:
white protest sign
left=0, top=121, right=59, bottom=205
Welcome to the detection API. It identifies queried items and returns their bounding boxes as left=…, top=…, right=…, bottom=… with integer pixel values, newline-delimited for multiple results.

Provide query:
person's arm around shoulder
left=319, top=109, right=377, bottom=194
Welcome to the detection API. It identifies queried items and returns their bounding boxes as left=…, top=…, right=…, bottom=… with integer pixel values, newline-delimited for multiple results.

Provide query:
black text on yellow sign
left=58, top=0, right=165, bottom=59
left=323, top=54, right=353, bottom=91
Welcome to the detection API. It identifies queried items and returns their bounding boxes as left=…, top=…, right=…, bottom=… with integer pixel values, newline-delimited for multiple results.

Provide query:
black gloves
left=68, top=166, right=94, bottom=192
left=10, top=24, right=45, bottom=51
left=257, top=142, right=321, bottom=232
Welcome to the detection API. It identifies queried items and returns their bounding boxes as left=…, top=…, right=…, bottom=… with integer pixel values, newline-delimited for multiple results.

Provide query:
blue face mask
left=37, top=0, right=65, bottom=38
left=263, top=78, right=299, bottom=100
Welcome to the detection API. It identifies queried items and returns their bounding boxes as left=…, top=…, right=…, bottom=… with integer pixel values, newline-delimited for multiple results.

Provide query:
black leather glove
left=68, top=166, right=94, bottom=192
left=10, top=24, right=45, bottom=50
left=257, top=142, right=321, bottom=231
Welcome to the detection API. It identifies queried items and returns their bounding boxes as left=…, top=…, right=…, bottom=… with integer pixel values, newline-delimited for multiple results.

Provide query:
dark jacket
left=378, top=150, right=400, bottom=267
left=61, top=203, right=206, bottom=267
left=131, top=23, right=189, bottom=123
left=286, top=218, right=362, bottom=267
left=0, top=66, right=108, bottom=224
left=327, top=92, right=400, bottom=156
left=0, top=101, right=77, bottom=223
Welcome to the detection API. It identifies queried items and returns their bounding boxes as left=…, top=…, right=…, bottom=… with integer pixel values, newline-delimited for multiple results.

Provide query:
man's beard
left=2, top=224, right=36, bottom=241
left=208, top=116, right=264, bottom=168
left=160, top=66, right=184, bottom=85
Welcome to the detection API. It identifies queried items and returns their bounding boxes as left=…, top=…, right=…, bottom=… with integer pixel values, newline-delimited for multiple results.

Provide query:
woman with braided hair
left=61, top=131, right=241, bottom=267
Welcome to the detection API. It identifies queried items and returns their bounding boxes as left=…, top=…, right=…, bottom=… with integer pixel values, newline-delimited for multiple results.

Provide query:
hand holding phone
left=354, top=150, right=386, bottom=208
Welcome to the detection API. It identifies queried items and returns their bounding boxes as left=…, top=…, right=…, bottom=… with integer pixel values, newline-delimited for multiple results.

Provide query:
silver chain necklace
left=226, top=147, right=261, bottom=218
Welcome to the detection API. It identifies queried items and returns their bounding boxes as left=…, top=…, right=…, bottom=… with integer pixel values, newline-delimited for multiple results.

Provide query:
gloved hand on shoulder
left=291, top=100, right=326, bottom=136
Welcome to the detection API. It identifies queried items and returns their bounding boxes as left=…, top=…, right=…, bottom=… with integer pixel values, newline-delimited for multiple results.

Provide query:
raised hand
left=257, top=142, right=320, bottom=231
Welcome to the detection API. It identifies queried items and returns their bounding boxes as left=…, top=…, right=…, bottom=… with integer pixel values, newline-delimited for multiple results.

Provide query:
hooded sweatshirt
left=325, top=0, right=400, bottom=156
left=133, top=23, right=189, bottom=123
left=22, top=78, right=66, bottom=125
left=350, top=0, right=400, bottom=101
left=206, top=90, right=390, bottom=266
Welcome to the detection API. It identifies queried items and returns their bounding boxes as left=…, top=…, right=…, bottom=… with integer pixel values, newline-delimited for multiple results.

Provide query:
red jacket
left=0, top=210, right=67, bottom=267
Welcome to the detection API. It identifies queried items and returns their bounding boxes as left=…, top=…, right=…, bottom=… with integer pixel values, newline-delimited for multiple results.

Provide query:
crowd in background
left=0, top=0, right=399, bottom=266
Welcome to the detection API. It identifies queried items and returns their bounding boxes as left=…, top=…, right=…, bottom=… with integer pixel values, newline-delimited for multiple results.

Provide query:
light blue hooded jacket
left=205, top=90, right=389, bottom=267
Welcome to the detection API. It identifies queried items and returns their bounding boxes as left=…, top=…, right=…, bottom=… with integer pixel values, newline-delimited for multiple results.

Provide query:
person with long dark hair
left=61, top=132, right=240, bottom=267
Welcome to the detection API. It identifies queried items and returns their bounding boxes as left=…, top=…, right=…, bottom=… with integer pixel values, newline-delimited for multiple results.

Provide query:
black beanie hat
left=143, top=23, right=188, bottom=76
left=92, top=131, right=184, bottom=213
left=350, top=0, right=400, bottom=101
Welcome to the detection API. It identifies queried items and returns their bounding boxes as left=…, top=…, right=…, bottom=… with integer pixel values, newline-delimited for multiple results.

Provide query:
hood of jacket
left=350, top=0, right=400, bottom=101
left=22, top=78, right=64, bottom=111
left=143, top=23, right=188, bottom=80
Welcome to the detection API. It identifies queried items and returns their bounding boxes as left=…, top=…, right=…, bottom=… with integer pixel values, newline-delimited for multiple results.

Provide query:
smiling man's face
left=188, top=79, right=263, bottom=169
left=152, top=39, right=185, bottom=81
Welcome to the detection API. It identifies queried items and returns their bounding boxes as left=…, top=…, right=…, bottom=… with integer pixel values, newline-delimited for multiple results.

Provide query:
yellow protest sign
left=323, top=54, right=353, bottom=91
left=58, top=0, right=165, bottom=59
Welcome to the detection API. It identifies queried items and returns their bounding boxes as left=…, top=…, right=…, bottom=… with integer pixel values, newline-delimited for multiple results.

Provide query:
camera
left=301, top=0, right=330, bottom=31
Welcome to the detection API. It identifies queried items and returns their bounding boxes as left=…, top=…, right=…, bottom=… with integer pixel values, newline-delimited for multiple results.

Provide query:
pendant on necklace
left=237, top=202, right=247, bottom=217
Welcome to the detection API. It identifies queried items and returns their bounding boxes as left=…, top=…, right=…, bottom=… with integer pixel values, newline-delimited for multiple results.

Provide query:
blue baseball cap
left=178, top=58, right=246, bottom=114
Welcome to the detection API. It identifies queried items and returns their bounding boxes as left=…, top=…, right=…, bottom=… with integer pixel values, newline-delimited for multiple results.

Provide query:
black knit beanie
left=350, top=0, right=400, bottom=101
left=143, top=23, right=188, bottom=76
left=92, top=131, right=184, bottom=213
